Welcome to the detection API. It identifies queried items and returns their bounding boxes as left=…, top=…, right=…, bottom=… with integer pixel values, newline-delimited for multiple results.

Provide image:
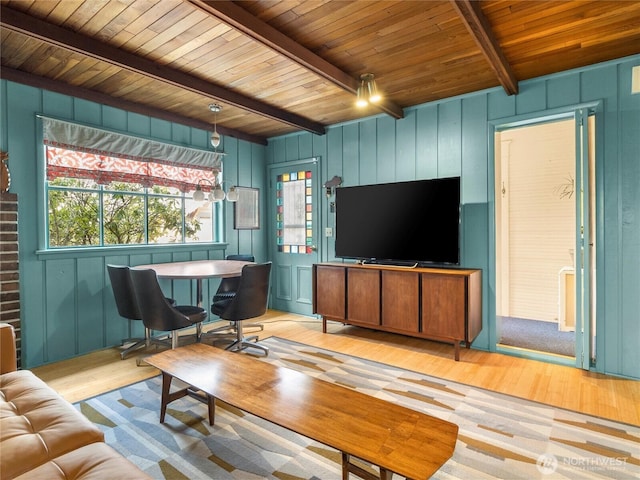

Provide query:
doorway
left=494, top=112, right=596, bottom=366
left=268, top=159, right=320, bottom=316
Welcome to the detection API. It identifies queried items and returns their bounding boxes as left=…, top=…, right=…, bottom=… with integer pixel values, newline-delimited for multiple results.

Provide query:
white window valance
left=42, top=117, right=223, bottom=169
left=41, top=117, right=222, bottom=192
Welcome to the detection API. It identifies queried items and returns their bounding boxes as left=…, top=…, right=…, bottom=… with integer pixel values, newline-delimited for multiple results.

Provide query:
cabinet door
left=314, top=265, right=346, bottom=319
left=347, top=268, right=380, bottom=326
left=382, top=271, right=419, bottom=332
left=421, top=274, right=465, bottom=338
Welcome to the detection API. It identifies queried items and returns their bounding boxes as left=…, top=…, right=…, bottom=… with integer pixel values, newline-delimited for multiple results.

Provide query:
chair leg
left=121, top=323, right=150, bottom=359
left=120, top=339, right=147, bottom=359
left=171, top=331, right=179, bottom=349
left=200, top=321, right=237, bottom=348
left=133, top=328, right=172, bottom=367
left=203, top=319, right=263, bottom=338
left=226, top=339, right=269, bottom=355
left=145, top=327, right=153, bottom=347
left=204, top=321, right=235, bottom=334
left=224, top=323, right=269, bottom=355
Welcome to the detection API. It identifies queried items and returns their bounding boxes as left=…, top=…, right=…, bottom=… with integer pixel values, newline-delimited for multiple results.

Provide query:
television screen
left=335, top=177, right=460, bottom=265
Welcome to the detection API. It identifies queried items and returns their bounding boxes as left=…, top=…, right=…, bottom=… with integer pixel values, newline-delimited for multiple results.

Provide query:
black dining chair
left=205, top=254, right=264, bottom=336
left=214, top=254, right=255, bottom=302
left=206, top=262, right=271, bottom=355
left=129, top=268, right=208, bottom=350
left=107, top=264, right=177, bottom=359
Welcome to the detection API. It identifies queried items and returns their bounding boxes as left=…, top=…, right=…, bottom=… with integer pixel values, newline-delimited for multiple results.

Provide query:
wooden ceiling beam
left=188, top=0, right=405, bottom=119
left=450, top=0, right=519, bottom=95
left=0, top=5, right=325, bottom=136
left=0, top=67, right=268, bottom=145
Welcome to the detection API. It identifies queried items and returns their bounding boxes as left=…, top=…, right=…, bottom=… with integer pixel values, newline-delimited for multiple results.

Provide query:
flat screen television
left=335, top=177, right=460, bottom=265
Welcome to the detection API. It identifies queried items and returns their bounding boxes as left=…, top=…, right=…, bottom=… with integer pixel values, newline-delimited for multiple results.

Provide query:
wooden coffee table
left=145, top=343, right=458, bottom=480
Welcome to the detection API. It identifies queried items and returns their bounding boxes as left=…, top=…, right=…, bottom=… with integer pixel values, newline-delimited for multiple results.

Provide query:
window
left=275, top=170, right=313, bottom=254
left=42, top=118, right=222, bottom=248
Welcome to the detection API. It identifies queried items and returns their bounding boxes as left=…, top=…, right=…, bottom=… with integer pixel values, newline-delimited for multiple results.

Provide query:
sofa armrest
left=0, top=323, right=17, bottom=374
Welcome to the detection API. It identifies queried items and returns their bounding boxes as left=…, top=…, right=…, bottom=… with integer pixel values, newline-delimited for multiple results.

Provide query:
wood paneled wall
left=0, top=82, right=267, bottom=368
left=266, top=55, right=640, bottom=380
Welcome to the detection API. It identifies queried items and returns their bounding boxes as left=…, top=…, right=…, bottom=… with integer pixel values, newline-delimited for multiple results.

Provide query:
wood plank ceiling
left=1, top=0, right=639, bottom=145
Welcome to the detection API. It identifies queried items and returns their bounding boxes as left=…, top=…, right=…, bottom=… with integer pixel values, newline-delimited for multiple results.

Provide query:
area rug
left=75, top=337, right=639, bottom=479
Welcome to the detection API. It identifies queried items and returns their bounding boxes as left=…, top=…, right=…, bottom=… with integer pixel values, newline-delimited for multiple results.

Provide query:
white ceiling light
left=192, top=178, right=238, bottom=203
left=226, top=185, right=239, bottom=202
left=209, top=103, right=222, bottom=148
left=212, top=183, right=226, bottom=202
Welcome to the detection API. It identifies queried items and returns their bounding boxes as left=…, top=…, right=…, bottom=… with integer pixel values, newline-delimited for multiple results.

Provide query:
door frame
left=488, top=101, right=603, bottom=369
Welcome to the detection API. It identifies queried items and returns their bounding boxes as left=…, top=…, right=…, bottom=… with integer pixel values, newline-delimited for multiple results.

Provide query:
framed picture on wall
left=234, top=187, right=260, bottom=229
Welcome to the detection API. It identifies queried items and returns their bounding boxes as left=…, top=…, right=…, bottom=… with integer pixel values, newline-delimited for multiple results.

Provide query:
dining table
left=133, top=259, right=253, bottom=307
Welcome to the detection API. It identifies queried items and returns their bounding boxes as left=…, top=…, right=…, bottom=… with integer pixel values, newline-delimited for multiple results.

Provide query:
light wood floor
left=31, top=310, right=640, bottom=426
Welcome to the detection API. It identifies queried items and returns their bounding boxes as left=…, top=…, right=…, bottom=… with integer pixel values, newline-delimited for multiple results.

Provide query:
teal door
left=268, top=159, right=320, bottom=315
left=574, top=108, right=596, bottom=370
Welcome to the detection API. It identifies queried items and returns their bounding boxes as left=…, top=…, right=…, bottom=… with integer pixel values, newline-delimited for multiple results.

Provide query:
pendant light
left=212, top=183, right=226, bottom=202
left=226, top=185, right=239, bottom=202
left=209, top=103, right=222, bottom=149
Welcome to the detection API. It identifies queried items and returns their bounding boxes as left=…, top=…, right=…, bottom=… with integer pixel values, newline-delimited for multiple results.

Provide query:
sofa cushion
left=13, top=442, right=152, bottom=480
left=0, top=370, right=104, bottom=479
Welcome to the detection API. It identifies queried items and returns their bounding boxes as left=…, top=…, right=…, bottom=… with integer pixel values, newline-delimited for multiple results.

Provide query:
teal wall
left=1, top=54, right=638, bottom=378
left=0, top=82, right=267, bottom=368
left=266, top=55, right=640, bottom=379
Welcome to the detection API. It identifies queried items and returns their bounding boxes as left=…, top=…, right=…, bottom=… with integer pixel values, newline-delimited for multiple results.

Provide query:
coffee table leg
left=341, top=453, right=349, bottom=480
left=342, top=452, right=394, bottom=480
left=207, top=395, right=216, bottom=426
left=160, top=372, right=173, bottom=423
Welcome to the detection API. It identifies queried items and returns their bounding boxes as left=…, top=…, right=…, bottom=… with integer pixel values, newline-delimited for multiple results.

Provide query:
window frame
left=37, top=121, right=226, bottom=252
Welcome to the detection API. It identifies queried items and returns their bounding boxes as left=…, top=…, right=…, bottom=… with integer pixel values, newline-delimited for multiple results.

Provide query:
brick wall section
left=0, top=192, right=20, bottom=368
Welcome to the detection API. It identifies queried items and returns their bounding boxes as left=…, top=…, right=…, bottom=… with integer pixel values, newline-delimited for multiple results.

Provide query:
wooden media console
left=313, top=263, right=482, bottom=361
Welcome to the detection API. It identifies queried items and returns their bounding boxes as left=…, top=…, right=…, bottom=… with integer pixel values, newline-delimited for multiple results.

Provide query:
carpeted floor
left=498, top=316, right=575, bottom=357
left=76, top=337, right=638, bottom=479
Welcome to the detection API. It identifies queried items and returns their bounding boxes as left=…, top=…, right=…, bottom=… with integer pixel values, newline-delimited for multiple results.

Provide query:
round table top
left=133, top=259, right=252, bottom=279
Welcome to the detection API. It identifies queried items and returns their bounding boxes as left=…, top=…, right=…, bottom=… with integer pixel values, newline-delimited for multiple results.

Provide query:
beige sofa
left=0, top=323, right=152, bottom=479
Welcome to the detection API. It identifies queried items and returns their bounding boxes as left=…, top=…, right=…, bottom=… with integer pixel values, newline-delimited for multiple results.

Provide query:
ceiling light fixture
left=192, top=178, right=212, bottom=202
left=192, top=178, right=238, bottom=203
left=356, top=73, right=381, bottom=108
left=226, top=185, right=239, bottom=202
left=209, top=103, right=222, bottom=148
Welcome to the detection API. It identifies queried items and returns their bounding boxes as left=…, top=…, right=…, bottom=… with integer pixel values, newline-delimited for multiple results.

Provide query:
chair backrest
left=218, top=262, right=272, bottom=321
left=216, top=254, right=256, bottom=296
left=226, top=254, right=255, bottom=262
left=129, top=268, right=194, bottom=332
left=107, top=264, right=142, bottom=321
